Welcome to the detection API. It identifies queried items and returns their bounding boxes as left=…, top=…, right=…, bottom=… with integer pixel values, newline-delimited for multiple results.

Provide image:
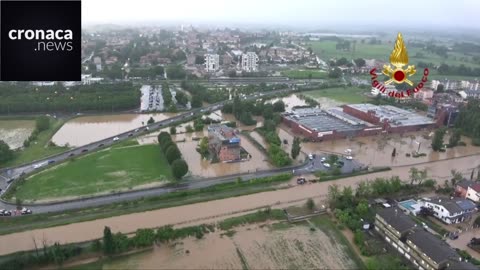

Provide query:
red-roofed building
left=466, top=183, right=480, bottom=203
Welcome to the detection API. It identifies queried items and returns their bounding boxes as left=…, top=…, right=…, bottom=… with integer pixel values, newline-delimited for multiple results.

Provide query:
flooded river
left=51, top=113, right=176, bottom=147
left=268, top=94, right=307, bottom=112
left=0, top=120, right=35, bottom=149
left=1, top=154, right=479, bottom=256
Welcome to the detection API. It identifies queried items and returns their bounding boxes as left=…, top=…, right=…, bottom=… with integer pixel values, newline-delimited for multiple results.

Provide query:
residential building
left=207, top=124, right=241, bottom=162
left=455, top=179, right=480, bottom=202
left=187, top=54, right=196, bottom=66
left=222, top=52, right=233, bottom=66
left=205, top=54, right=220, bottom=72
left=241, top=52, right=259, bottom=72
left=422, top=197, right=476, bottom=224
left=375, top=207, right=475, bottom=270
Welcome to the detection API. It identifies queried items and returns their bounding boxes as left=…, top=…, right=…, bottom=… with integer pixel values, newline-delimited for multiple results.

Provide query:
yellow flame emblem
left=382, top=33, right=416, bottom=86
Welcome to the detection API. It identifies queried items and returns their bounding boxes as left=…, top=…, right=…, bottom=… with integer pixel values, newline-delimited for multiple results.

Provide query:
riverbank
left=0, top=154, right=479, bottom=256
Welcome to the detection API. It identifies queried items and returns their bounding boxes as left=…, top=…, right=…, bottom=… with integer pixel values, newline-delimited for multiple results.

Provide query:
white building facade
left=205, top=54, right=220, bottom=72
left=241, top=52, right=259, bottom=72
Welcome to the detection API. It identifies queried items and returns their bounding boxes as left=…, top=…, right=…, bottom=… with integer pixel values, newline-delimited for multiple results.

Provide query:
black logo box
left=1, top=0, right=81, bottom=81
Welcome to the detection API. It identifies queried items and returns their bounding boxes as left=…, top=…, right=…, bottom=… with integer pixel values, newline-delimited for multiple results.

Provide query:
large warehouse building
left=282, top=104, right=436, bottom=141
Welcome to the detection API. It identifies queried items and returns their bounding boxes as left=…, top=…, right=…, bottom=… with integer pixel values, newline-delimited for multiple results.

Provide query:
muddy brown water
left=1, top=154, right=479, bottom=256
left=51, top=113, right=177, bottom=147
left=268, top=94, right=307, bottom=112
left=0, top=120, right=35, bottom=149
left=101, top=223, right=357, bottom=270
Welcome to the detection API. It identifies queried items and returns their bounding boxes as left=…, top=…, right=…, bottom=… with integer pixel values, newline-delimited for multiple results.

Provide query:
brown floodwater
left=101, top=222, right=356, bottom=269
left=51, top=113, right=176, bottom=147
left=0, top=120, right=35, bottom=149
left=268, top=94, right=307, bottom=112
left=1, top=154, right=479, bottom=256
left=299, top=129, right=480, bottom=167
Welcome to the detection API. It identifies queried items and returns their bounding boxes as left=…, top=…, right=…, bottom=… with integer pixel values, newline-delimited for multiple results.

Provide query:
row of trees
left=0, top=140, right=13, bottom=165
left=455, top=99, right=480, bottom=145
left=128, top=66, right=164, bottom=79
left=161, top=82, right=175, bottom=112
left=157, top=132, right=188, bottom=179
left=437, top=63, right=480, bottom=77
left=23, top=116, right=51, bottom=148
left=0, top=83, right=139, bottom=113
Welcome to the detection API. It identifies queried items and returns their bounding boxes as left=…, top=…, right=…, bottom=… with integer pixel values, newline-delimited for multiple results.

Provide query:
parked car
left=81, top=149, right=88, bottom=153
left=320, top=157, right=326, bottom=162
left=0, top=209, right=12, bottom=216
left=21, top=208, right=32, bottom=215
left=323, top=163, right=331, bottom=168
left=113, top=137, right=119, bottom=141
left=345, top=156, right=353, bottom=160
left=68, top=153, right=75, bottom=157
left=134, top=128, right=139, bottom=133
left=297, top=178, right=306, bottom=185
left=308, top=153, right=313, bottom=160
left=98, top=143, right=104, bottom=147
left=128, top=133, right=133, bottom=137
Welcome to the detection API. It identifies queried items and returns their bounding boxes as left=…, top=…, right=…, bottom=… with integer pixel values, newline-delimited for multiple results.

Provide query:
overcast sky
left=82, top=0, right=479, bottom=30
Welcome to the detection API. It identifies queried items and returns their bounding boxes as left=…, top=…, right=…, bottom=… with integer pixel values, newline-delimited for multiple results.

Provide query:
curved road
left=0, top=88, right=314, bottom=213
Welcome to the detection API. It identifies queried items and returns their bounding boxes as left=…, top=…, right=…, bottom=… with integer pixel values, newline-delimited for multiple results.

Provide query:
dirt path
left=1, top=155, right=479, bottom=256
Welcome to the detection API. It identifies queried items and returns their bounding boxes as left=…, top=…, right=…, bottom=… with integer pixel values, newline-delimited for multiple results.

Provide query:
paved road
left=0, top=88, right=323, bottom=213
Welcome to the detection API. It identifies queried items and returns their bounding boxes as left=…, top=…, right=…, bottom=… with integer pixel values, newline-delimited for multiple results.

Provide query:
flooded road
left=0, top=120, right=35, bottom=149
left=1, top=154, right=479, bottom=256
left=51, top=113, right=176, bottom=147
left=300, top=130, right=480, bottom=167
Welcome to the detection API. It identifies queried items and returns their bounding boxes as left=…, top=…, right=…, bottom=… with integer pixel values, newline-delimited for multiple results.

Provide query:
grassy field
left=303, top=86, right=371, bottom=104
left=308, top=40, right=480, bottom=68
left=282, top=69, right=328, bottom=79
left=14, top=144, right=172, bottom=201
left=2, top=118, right=69, bottom=168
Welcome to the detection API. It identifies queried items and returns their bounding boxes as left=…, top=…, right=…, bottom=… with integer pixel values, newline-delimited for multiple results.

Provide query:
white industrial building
left=205, top=54, right=220, bottom=72
left=241, top=52, right=259, bottom=72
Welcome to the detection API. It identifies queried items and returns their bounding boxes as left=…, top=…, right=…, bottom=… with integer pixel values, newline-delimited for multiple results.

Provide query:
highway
left=0, top=88, right=302, bottom=212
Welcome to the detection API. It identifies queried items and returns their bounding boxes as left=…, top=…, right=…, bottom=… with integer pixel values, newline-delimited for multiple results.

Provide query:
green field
left=14, top=144, right=172, bottom=201
left=308, top=40, right=480, bottom=68
left=304, top=87, right=370, bottom=104
left=282, top=69, right=328, bottom=79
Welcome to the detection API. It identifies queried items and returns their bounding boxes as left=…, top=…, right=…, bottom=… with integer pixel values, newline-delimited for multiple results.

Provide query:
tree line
left=455, top=99, right=480, bottom=145
left=0, top=82, right=140, bottom=114
left=157, top=132, right=188, bottom=179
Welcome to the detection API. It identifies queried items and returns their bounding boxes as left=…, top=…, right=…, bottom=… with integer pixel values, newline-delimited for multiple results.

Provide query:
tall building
left=205, top=54, right=220, bottom=72
left=241, top=52, right=259, bottom=72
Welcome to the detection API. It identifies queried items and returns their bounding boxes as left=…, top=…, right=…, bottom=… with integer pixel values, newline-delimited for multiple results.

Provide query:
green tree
left=172, top=159, right=188, bottom=179
left=193, top=118, right=204, bottom=131
left=306, top=198, right=315, bottom=211
left=185, top=125, right=194, bottom=133
left=354, top=58, right=366, bottom=67
left=431, top=128, right=446, bottom=151
left=103, top=226, right=115, bottom=255
left=170, top=126, right=177, bottom=135
left=0, top=140, right=14, bottom=164
left=132, top=228, right=155, bottom=247
left=175, top=91, right=189, bottom=106
left=327, top=154, right=339, bottom=165
left=448, top=129, right=462, bottom=147
left=166, top=145, right=182, bottom=164
left=156, top=225, right=175, bottom=242
left=355, top=200, right=369, bottom=216
left=327, top=184, right=340, bottom=206
left=147, top=117, right=155, bottom=125
left=291, top=137, right=301, bottom=159
left=409, top=167, right=419, bottom=185
left=272, top=100, right=285, bottom=112
left=328, top=67, right=342, bottom=78
left=15, top=197, right=22, bottom=210
left=35, top=116, right=50, bottom=132
left=198, top=137, right=209, bottom=157
left=451, top=169, right=463, bottom=186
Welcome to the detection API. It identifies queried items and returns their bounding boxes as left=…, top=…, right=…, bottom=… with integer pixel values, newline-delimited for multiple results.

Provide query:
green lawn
left=282, top=69, right=328, bottom=79
left=14, top=144, right=172, bottom=201
left=304, top=87, right=370, bottom=104
left=2, top=118, right=69, bottom=168
left=308, top=40, right=480, bottom=68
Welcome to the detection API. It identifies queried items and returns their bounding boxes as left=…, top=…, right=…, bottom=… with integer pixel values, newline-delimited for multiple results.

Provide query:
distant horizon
left=82, top=0, right=479, bottom=31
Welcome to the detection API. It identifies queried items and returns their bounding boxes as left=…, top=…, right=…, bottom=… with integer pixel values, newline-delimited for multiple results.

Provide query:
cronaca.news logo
left=8, top=29, right=74, bottom=52
left=370, top=33, right=429, bottom=99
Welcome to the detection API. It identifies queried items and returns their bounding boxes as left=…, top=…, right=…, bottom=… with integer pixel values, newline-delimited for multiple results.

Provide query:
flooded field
left=101, top=222, right=357, bottom=270
left=0, top=120, right=35, bottom=149
left=1, top=154, right=480, bottom=256
left=268, top=94, right=307, bottom=112
left=297, top=129, right=480, bottom=167
left=51, top=113, right=176, bottom=147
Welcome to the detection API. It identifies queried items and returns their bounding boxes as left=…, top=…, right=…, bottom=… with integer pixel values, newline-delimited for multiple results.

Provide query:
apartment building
left=375, top=207, right=475, bottom=270
left=241, top=52, right=259, bottom=72
left=205, top=54, right=220, bottom=72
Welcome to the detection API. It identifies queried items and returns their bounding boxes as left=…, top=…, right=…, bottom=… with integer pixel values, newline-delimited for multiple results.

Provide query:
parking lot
left=294, top=151, right=364, bottom=176
left=140, top=85, right=164, bottom=111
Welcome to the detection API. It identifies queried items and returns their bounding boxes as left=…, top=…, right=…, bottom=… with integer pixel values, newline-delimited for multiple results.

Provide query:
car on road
left=81, top=149, right=88, bottom=153
left=320, top=157, right=326, bottom=162
left=68, top=153, right=75, bottom=157
left=146, top=127, right=150, bottom=131
left=308, top=153, right=313, bottom=160
left=345, top=156, right=353, bottom=160
left=134, top=128, right=139, bottom=133
left=323, top=163, right=331, bottom=168
left=98, top=144, right=104, bottom=148
left=128, top=133, right=133, bottom=137
left=48, top=160, right=55, bottom=164
left=0, top=209, right=12, bottom=216
left=113, top=137, right=119, bottom=141
left=21, top=207, right=32, bottom=215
